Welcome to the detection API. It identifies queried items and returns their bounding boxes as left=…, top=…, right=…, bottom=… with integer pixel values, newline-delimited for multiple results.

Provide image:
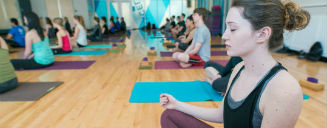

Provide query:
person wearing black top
left=45, top=17, right=57, bottom=39
left=87, top=17, right=102, bottom=41
left=64, top=17, right=73, bottom=36
left=169, top=16, right=176, bottom=31
left=120, top=17, right=126, bottom=31
left=100, top=17, right=109, bottom=37
left=160, top=2, right=310, bottom=127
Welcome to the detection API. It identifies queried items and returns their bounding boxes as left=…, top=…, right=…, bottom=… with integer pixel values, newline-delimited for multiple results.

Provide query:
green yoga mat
left=0, top=82, right=63, bottom=101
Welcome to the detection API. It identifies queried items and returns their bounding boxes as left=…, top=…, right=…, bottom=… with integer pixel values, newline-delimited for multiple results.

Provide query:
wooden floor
left=1, top=30, right=326, bottom=128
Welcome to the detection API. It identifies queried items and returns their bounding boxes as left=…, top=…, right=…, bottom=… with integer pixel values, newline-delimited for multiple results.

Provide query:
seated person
left=204, top=57, right=243, bottom=94
left=120, top=17, right=126, bottom=32
left=5, top=18, right=26, bottom=47
left=172, top=11, right=210, bottom=68
left=173, top=15, right=195, bottom=52
left=45, top=17, right=57, bottom=39
left=51, top=18, right=72, bottom=54
left=87, top=17, right=102, bottom=42
left=169, top=16, right=176, bottom=32
left=11, top=12, right=54, bottom=70
left=115, top=17, right=121, bottom=32
left=160, top=18, right=170, bottom=32
left=64, top=17, right=73, bottom=36
left=109, top=18, right=116, bottom=34
left=101, top=17, right=109, bottom=37
left=0, top=37, right=18, bottom=93
left=71, top=15, right=87, bottom=47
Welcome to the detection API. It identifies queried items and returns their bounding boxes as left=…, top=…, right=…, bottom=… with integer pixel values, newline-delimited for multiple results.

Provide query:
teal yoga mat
left=79, top=44, right=112, bottom=49
left=129, top=80, right=224, bottom=103
left=55, top=50, right=107, bottom=56
left=129, top=81, right=310, bottom=103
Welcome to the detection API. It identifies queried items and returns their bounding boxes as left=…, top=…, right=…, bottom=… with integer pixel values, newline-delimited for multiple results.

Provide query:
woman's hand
left=160, top=93, right=180, bottom=110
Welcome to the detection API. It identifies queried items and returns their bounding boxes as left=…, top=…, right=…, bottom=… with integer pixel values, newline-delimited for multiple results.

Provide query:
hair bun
left=284, top=2, right=310, bottom=31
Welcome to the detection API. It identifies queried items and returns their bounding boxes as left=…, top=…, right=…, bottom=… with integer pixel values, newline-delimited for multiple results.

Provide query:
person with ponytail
left=11, top=12, right=54, bottom=70
left=160, top=0, right=310, bottom=127
left=71, top=15, right=87, bottom=47
left=51, top=17, right=72, bottom=54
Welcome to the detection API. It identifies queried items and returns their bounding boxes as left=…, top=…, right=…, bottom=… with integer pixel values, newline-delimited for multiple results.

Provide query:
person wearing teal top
left=0, top=37, right=18, bottom=93
left=11, top=12, right=54, bottom=70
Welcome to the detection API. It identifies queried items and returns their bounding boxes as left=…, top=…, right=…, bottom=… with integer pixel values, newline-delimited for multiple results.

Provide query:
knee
left=172, top=53, right=179, bottom=60
left=161, top=109, right=179, bottom=126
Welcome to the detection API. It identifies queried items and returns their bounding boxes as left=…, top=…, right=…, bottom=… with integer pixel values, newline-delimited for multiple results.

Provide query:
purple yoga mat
left=154, top=60, right=228, bottom=69
left=160, top=51, right=227, bottom=57
left=15, top=61, right=95, bottom=71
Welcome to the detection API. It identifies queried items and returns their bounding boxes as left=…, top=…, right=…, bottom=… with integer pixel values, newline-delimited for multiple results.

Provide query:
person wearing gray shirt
left=172, top=8, right=211, bottom=68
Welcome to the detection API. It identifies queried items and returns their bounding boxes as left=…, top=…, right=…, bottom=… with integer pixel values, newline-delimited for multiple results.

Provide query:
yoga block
left=299, top=79, right=325, bottom=91
left=118, top=44, right=126, bottom=48
left=147, top=50, right=157, bottom=56
left=139, top=62, right=153, bottom=70
left=110, top=48, right=120, bottom=53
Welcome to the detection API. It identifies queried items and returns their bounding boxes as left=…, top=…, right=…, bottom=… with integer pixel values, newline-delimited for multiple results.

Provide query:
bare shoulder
left=267, top=70, right=303, bottom=100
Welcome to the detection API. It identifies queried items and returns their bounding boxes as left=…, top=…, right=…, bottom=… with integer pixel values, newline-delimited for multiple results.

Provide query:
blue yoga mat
left=129, top=81, right=224, bottom=103
left=55, top=50, right=107, bottom=56
left=79, top=44, right=112, bottom=49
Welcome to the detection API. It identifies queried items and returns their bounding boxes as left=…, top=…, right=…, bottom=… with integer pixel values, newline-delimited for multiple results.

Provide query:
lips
left=225, top=44, right=231, bottom=49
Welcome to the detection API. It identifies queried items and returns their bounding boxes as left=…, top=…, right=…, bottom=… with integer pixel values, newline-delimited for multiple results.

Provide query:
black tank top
left=223, top=63, right=286, bottom=128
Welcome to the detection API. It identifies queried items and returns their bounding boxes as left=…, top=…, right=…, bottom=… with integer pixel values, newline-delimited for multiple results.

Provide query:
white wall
left=284, top=0, right=327, bottom=57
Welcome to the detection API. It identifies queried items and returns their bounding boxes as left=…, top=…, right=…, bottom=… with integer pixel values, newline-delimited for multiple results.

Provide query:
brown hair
left=193, top=8, right=209, bottom=21
left=53, top=17, right=64, bottom=28
left=232, top=0, right=310, bottom=49
left=74, top=15, right=86, bottom=29
left=93, top=17, right=100, bottom=24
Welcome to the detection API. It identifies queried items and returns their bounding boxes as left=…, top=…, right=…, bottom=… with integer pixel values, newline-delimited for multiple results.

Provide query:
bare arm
left=24, top=32, right=33, bottom=59
left=187, top=43, right=202, bottom=55
left=6, top=34, right=13, bottom=40
left=71, top=27, right=80, bottom=40
left=0, top=37, right=9, bottom=50
left=51, top=32, right=63, bottom=49
left=160, top=94, right=223, bottom=123
left=261, top=71, right=303, bottom=128
left=181, top=30, right=194, bottom=44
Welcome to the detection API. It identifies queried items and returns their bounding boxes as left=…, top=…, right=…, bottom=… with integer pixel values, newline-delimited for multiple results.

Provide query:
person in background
left=11, top=12, right=54, bottom=70
left=87, top=17, right=102, bottom=42
left=101, top=17, right=109, bottom=37
left=5, top=18, right=26, bottom=47
left=51, top=18, right=72, bottom=54
left=71, top=15, right=87, bottom=47
left=115, top=17, right=121, bottom=32
left=120, top=17, right=126, bottom=32
left=64, top=17, right=73, bottom=36
left=45, top=17, right=57, bottom=39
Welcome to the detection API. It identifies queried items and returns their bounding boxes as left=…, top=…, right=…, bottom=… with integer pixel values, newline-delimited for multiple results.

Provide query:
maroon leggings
left=161, top=109, right=214, bottom=128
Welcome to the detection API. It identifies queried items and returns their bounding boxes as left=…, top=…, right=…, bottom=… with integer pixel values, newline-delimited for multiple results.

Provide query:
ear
left=255, top=26, right=271, bottom=44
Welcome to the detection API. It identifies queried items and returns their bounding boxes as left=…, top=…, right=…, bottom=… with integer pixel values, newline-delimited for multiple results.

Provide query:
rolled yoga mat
left=15, top=61, right=95, bottom=71
left=160, top=51, right=227, bottom=57
left=0, top=82, right=63, bottom=101
left=154, top=60, right=228, bottom=69
left=55, top=50, right=107, bottom=56
left=129, top=80, right=224, bottom=103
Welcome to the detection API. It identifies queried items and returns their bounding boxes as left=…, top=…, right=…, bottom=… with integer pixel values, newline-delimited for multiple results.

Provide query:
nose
left=221, top=29, right=230, bottom=41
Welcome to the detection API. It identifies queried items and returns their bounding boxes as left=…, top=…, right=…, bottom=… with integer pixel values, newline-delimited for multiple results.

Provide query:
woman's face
left=73, top=18, right=78, bottom=24
left=24, top=16, right=28, bottom=25
left=185, top=19, right=193, bottom=28
left=222, top=7, right=258, bottom=57
left=53, top=23, right=59, bottom=28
